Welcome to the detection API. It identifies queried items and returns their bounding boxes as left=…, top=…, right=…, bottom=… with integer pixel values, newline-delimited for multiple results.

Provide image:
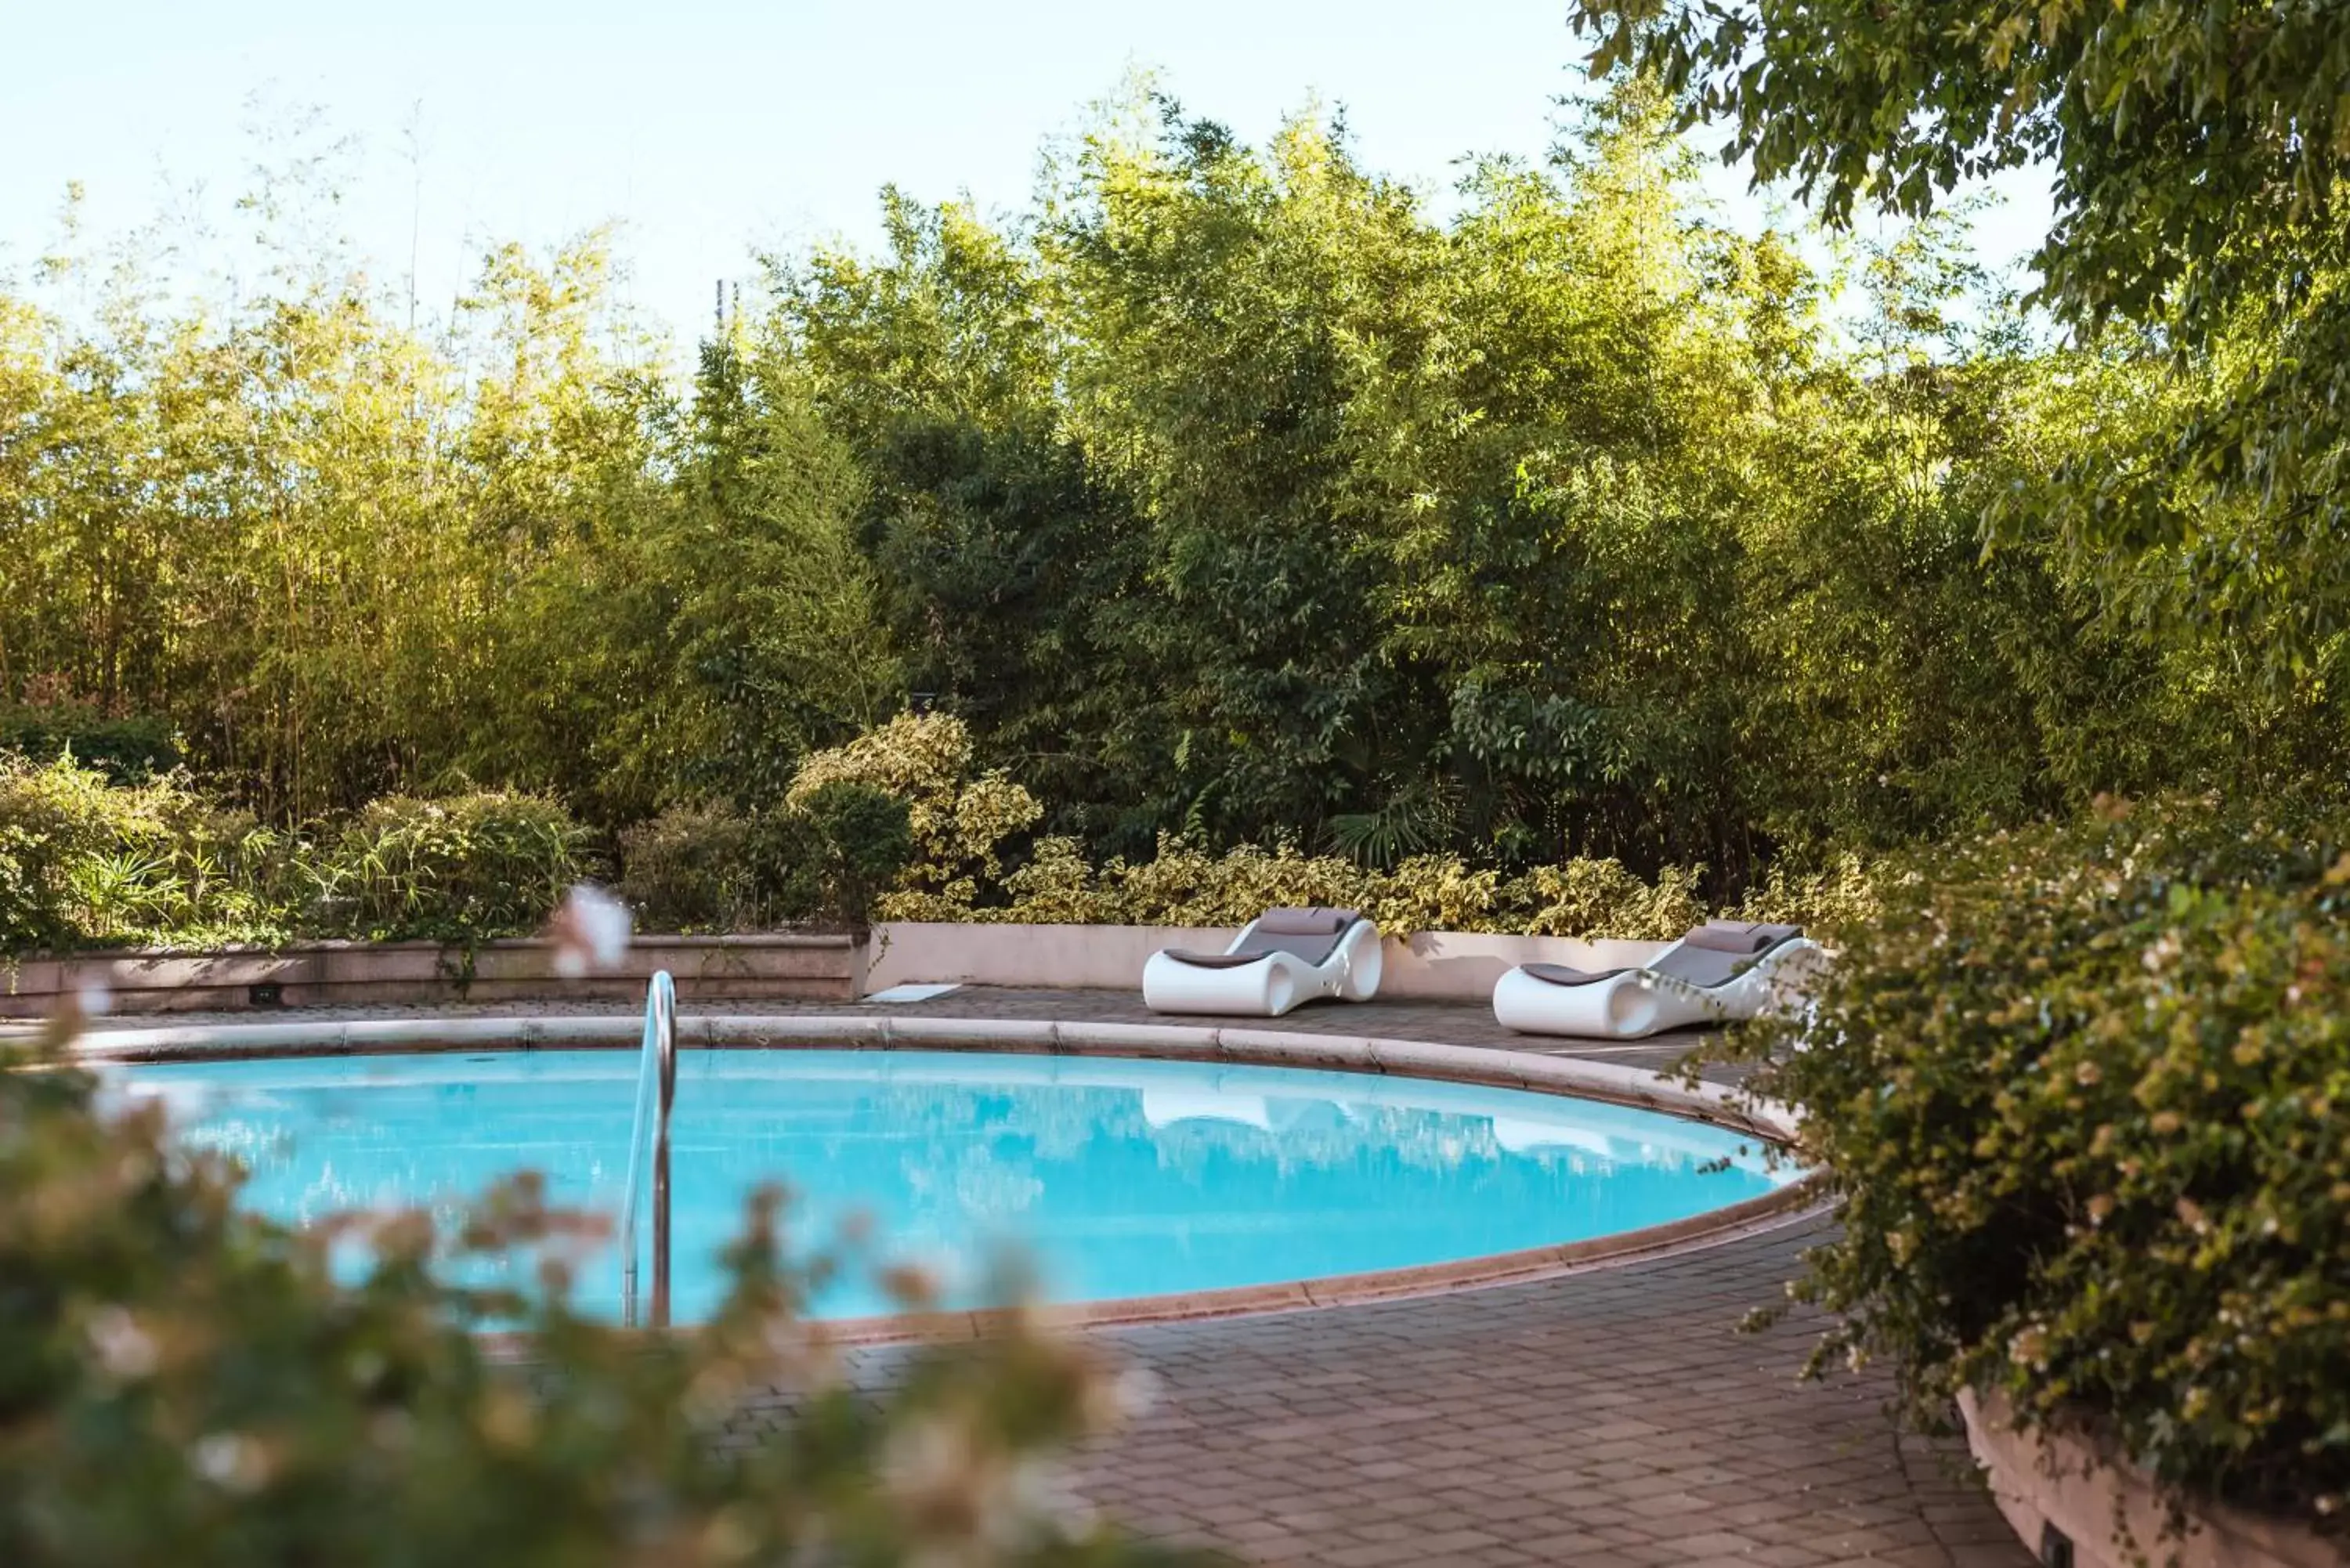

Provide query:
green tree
left=1573, top=0, right=2350, bottom=680
left=776, top=194, right=1149, bottom=842
left=1043, top=96, right=1446, bottom=848
left=1, top=145, right=898, bottom=828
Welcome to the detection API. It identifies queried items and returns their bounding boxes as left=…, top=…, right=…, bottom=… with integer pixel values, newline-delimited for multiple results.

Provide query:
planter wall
left=2, top=934, right=862, bottom=1017
left=1959, top=1389, right=2346, bottom=1568
left=863, top=922, right=1669, bottom=1003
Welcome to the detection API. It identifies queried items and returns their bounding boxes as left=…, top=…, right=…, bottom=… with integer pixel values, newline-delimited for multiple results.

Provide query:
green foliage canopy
left=0, top=190, right=896, bottom=826
left=1571, top=0, right=2350, bottom=679
left=775, top=79, right=2331, bottom=879
left=6, top=74, right=2345, bottom=894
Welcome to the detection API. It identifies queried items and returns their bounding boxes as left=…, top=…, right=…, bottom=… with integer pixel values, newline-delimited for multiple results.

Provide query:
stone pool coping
left=72, top=1010, right=1819, bottom=1335
left=70, top=1011, right=1799, bottom=1139
left=807, top=1176, right=1821, bottom=1344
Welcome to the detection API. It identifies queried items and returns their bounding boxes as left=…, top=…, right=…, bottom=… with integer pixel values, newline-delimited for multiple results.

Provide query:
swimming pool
left=111, top=1050, right=1788, bottom=1323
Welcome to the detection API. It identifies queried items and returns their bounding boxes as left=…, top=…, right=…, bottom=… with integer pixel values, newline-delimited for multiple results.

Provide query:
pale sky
left=2, top=0, right=2055, bottom=350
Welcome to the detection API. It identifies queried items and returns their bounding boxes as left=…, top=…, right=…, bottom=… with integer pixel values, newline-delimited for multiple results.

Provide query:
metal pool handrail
left=619, top=970, right=678, bottom=1328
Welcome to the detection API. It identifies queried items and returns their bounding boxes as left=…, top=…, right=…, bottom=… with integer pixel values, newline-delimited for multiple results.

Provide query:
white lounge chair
left=1142, top=906, right=1383, bottom=1017
left=1491, top=919, right=1822, bottom=1040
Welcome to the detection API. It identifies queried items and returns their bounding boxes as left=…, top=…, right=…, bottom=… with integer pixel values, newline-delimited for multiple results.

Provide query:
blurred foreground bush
left=0, top=1024, right=1213, bottom=1567
left=1726, top=796, right=2350, bottom=1526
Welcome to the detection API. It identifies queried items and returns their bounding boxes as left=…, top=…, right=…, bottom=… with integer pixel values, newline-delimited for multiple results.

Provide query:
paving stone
left=1747, top=1545, right=1831, bottom=1568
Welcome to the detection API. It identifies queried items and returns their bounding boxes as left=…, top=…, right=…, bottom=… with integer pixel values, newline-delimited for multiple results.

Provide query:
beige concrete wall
left=1379, top=929, right=1671, bottom=1000
left=864, top=922, right=1669, bottom=1003
left=865, top=923, right=1204, bottom=993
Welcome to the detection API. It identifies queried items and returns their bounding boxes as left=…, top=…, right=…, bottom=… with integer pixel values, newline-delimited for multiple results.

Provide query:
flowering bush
left=787, top=714, right=1040, bottom=916
left=1726, top=797, right=2350, bottom=1526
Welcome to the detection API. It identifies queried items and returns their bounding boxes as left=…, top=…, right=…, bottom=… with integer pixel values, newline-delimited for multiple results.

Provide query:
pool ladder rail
left=619, top=970, right=677, bottom=1328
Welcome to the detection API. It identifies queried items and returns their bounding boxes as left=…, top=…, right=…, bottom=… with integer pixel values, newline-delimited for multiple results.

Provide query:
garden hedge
left=7, top=716, right=1878, bottom=956
left=0, top=757, right=916, bottom=955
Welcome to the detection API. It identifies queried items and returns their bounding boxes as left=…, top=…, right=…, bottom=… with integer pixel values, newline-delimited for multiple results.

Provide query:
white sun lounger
left=1142, top=906, right=1383, bottom=1017
left=1491, top=919, right=1822, bottom=1039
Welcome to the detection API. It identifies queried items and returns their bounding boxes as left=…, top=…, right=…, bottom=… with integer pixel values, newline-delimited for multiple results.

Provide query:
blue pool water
left=110, top=1050, right=1785, bottom=1322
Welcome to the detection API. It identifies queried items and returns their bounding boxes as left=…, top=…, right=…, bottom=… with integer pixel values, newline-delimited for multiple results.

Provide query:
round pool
left=111, top=1049, right=1788, bottom=1323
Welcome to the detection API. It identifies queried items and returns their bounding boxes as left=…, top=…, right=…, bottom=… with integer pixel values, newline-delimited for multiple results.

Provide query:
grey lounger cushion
left=1163, top=906, right=1366, bottom=970
left=1684, top=920, right=1803, bottom=955
left=1654, top=922, right=1806, bottom=988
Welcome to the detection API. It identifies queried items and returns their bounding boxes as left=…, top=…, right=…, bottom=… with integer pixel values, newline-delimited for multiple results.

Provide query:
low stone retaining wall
left=864, top=922, right=1669, bottom=1002
left=2, top=934, right=862, bottom=1017
left=9, top=921, right=1684, bottom=1017
left=1959, top=1389, right=2346, bottom=1568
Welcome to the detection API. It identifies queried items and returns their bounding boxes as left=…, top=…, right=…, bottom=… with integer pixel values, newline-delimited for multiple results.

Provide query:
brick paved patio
left=58, top=986, right=2028, bottom=1565
left=724, top=1212, right=2025, bottom=1568
left=1067, top=1217, right=2022, bottom=1567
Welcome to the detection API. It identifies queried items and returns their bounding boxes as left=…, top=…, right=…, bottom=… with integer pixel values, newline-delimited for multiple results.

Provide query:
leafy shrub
left=990, top=835, right=1125, bottom=925
left=0, top=1023, right=1212, bottom=1567
left=1090, top=838, right=1372, bottom=928
left=1727, top=797, right=2350, bottom=1524
left=797, top=781, right=915, bottom=936
left=1, top=747, right=1875, bottom=956
left=617, top=795, right=917, bottom=936
left=303, top=793, right=594, bottom=944
left=1726, top=850, right=1878, bottom=939
left=0, top=703, right=183, bottom=782
left=616, top=803, right=781, bottom=932
left=0, top=756, right=126, bottom=951
left=1514, top=858, right=1705, bottom=941
left=0, top=757, right=292, bottom=952
left=790, top=714, right=1041, bottom=914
